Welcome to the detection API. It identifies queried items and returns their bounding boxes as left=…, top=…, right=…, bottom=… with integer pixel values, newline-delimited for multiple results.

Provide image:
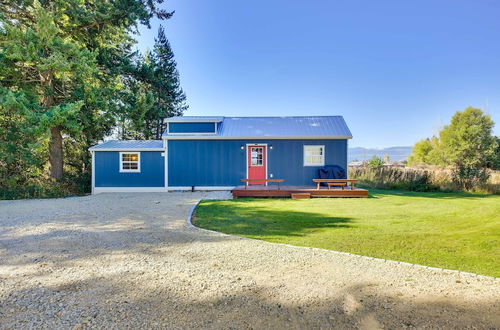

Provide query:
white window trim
left=250, top=146, right=265, bottom=166
left=119, top=152, right=141, bottom=173
left=303, top=145, right=325, bottom=166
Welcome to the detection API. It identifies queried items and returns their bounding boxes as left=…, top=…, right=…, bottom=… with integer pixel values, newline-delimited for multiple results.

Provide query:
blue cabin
left=89, top=116, right=352, bottom=193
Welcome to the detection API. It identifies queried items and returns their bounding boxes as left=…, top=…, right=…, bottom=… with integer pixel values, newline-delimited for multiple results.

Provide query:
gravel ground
left=0, top=192, right=499, bottom=329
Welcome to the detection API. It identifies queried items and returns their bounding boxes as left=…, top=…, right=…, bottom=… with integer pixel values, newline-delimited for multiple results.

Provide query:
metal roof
left=162, top=116, right=352, bottom=139
left=164, top=116, right=224, bottom=123
left=89, top=140, right=164, bottom=151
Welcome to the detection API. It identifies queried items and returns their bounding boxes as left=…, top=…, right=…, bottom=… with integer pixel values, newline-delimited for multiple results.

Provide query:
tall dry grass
left=484, top=170, right=500, bottom=194
left=348, top=166, right=500, bottom=194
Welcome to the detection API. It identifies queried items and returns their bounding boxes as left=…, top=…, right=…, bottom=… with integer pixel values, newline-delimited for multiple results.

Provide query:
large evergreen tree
left=152, top=25, right=188, bottom=138
left=0, top=0, right=173, bottom=188
left=118, top=25, right=187, bottom=139
left=1, top=0, right=98, bottom=180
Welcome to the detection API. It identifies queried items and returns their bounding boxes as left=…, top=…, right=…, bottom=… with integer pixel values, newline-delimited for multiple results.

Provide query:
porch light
left=240, top=145, right=244, bottom=150
left=269, top=145, right=273, bottom=150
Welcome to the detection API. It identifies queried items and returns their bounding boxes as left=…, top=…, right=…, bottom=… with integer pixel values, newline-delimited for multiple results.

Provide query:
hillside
left=348, top=146, right=412, bottom=162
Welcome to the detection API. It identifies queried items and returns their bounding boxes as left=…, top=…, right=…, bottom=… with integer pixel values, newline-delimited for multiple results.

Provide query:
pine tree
left=117, top=26, right=188, bottom=139
left=116, top=52, right=156, bottom=140
left=152, top=25, right=188, bottom=138
left=1, top=0, right=97, bottom=180
left=1, top=0, right=172, bottom=186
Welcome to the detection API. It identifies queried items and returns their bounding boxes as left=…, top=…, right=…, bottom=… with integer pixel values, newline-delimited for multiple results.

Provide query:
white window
left=251, top=147, right=264, bottom=166
left=304, top=145, right=325, bottom=166
left=119, top=152, right=141, bottom=172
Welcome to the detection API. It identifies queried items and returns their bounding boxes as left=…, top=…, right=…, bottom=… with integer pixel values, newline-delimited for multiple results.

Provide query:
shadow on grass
left=194, top=203, right=352, bottom=237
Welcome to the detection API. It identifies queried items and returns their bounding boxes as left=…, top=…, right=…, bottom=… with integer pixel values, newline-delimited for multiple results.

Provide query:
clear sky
left=136, top=0, right=500, bottom=148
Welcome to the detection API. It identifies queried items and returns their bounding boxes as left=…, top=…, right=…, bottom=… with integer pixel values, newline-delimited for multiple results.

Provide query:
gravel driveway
left=0, top=192, right=498, bottom=329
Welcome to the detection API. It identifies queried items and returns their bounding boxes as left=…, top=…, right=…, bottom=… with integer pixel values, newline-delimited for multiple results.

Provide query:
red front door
left=247, top=145, right=267, bottom=185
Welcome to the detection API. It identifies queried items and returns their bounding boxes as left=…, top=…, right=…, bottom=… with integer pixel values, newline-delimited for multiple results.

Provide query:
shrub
left=349, top=166, right=499, bottom=194
left=367, top=155, right=384, bottom=169
left=451, top=166, right=490, bottom=191
left=0, top=176, right=89, bottom=200
left=348, top=167, right=435, bottom=191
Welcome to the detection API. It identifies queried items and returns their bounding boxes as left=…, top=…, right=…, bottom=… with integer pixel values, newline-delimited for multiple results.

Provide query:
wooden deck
left=232, top=185, right=368, bottom=198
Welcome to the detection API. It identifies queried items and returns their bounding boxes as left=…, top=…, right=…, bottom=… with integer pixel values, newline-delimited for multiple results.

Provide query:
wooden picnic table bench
left=312, top=179, right=358, bottom=190
left=327, top=182, right=347, bottom=190
left=241, top=179, right=284, bottom=190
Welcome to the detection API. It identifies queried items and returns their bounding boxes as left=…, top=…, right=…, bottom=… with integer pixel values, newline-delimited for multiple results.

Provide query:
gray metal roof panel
left=162, top=116, right=352, bottom=139
left=89, top=140, right=164, bottom=150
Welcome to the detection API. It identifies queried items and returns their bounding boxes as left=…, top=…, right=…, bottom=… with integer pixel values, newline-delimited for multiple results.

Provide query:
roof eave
left=164, top=117, right=223, bottom=123
left=162, top=135, right=352, bottom=140
left=88, top=147, right=165, bottom=151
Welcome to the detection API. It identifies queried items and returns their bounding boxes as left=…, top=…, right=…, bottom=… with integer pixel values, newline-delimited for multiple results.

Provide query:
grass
left=193, top=189, right=500, bottom=277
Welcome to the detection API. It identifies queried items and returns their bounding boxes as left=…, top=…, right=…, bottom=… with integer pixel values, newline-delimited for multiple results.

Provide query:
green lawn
left=193, top=190, right=500, bottom=277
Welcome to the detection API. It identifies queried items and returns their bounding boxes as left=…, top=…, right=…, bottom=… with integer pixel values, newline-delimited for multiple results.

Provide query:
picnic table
left=241, top=179, right=284, bottom=190
left=312, top=179, right=358, bottom=190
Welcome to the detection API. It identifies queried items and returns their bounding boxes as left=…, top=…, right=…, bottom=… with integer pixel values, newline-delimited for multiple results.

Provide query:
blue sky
left=136, top=0, right=500, bottom=148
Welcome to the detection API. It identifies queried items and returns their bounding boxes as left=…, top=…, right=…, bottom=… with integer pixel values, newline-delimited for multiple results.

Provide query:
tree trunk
left=40, top=70, right=64, bottom=180
left=49, top=125, right=64, bottom=180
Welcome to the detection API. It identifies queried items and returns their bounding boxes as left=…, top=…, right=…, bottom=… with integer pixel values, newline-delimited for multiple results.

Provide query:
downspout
left=91, top=150, right=95, bottom=195
left=163, top=137, right=168, bottom=191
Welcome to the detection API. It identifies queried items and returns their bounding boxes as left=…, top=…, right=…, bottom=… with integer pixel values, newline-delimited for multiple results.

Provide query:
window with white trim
left=303, top=145, right=325, bottom=166
left=251, top=147, right=264, bottom=166
left=120, top=152, right=141, bottom=172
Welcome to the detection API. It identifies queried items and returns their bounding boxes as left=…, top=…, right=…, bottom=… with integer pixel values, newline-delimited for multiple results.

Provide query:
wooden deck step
left=232, top=185, right=368, bottom=198
left=291, top=193, right=311, bottom=199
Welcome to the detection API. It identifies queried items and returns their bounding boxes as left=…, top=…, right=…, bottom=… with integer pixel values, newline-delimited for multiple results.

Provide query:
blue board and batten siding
left=92, top=139, right=347, bottom=188
left=168, top=122, right=216, bottom=133
left=167, top=139, right=347, bottom=187
left=94, top=151, right=164, bottom=187
left=91, top=116, right=352, bottom=192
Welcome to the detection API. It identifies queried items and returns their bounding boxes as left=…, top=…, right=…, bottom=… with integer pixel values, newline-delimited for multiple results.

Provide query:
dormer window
left=164, top=117, right=223, bottom=136
left=168, top=122, right=217, bottom=134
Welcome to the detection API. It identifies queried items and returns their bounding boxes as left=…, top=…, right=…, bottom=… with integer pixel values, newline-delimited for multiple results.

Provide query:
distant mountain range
left=348, top=146, right=413, bottom=162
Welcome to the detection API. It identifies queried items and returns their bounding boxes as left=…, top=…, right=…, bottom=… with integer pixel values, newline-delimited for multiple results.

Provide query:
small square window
left=304, top=146, right=325, bottom=166
left=120, top=152, right=141, bottom=172
left=251, top=147, right=264, bottom=166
